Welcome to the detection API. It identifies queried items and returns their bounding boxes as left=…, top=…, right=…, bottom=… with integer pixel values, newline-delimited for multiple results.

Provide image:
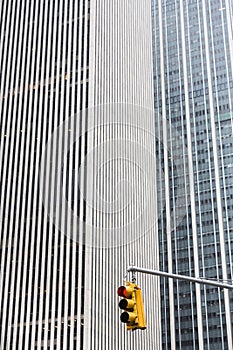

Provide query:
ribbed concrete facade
left=152, top=0, right=233, bottom=349
left=0, top=1, right=161, bottom=349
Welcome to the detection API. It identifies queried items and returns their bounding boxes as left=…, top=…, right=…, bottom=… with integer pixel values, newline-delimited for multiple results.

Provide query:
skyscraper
left=151, top=0, right=233, bottom=348
left=0, top=1, right=161, bottom=349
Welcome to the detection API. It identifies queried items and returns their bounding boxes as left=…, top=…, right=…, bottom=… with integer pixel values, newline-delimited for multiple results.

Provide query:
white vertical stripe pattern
left=0, top=0, right=161, bottom=349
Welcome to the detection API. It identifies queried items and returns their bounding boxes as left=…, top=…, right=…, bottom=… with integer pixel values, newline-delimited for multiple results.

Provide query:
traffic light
left=117, top=281, right=146, bottom=330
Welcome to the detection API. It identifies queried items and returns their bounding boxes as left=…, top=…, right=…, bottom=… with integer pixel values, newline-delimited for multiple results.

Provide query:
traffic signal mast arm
left=127, top=266, right=233, bottom=290
left=118, top=266, right=233, bottom=331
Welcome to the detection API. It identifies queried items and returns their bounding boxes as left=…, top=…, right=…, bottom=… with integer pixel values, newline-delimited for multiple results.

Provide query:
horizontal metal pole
left=128, top=266, right=233, bottom=290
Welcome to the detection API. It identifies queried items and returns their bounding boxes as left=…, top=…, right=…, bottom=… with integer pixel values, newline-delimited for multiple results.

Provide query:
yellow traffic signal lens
left=119, top=298, right=135, bottom=309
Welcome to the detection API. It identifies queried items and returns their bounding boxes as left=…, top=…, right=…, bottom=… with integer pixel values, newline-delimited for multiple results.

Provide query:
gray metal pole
left=128, top=266, right=233, bottom=290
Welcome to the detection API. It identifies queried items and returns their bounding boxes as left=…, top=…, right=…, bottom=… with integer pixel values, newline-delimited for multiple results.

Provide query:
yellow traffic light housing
left=117, top=281, right=146, bottom=330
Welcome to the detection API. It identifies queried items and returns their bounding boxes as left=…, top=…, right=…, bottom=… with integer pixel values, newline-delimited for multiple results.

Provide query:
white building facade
left=0, top=1, right=161, bottom=349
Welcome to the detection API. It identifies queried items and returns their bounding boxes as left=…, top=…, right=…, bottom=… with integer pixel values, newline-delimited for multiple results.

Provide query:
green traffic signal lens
left=120, top=312, right=129, bottom=323
left=120, top=311, right=137, bottom=323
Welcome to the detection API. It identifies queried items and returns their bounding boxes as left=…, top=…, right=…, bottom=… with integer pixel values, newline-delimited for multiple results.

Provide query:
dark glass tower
left=152, top=0, right=233, bottom=348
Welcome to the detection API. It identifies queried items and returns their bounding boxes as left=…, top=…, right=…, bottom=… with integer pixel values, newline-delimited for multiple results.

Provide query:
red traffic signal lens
left=118, top=285, right=134, bottom=298
left=117, top=286, right=126, bottom=297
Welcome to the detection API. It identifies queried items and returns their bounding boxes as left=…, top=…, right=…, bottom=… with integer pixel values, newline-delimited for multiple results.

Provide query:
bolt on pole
left=128, top=266, right=233, bottom=290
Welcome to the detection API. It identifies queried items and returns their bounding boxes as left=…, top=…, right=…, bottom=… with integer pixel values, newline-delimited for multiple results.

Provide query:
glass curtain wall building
left=0, top=0, right=161, bottom=349
left=151, top=0, right=233, bottom=349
